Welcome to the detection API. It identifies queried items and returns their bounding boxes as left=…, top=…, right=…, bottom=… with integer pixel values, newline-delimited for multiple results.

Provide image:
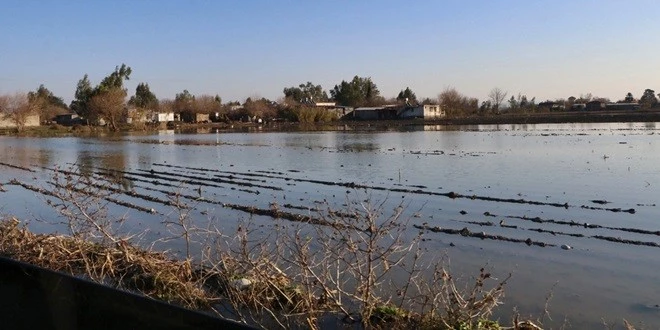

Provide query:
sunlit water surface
left=1, top=122, right=659, bottom=328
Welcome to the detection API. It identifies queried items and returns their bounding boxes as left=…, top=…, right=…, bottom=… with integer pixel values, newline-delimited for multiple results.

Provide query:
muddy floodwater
left=1, top=122, right=660, bottom=328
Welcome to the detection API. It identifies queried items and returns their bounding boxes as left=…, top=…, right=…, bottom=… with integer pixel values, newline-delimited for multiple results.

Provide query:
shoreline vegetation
left=2, top=64, right=659, bottom=137
left=0, top=212, right=533, bottom=330
left=2, top=109, right=660, bottom=137
left=0, top=165, right=644, bottom=329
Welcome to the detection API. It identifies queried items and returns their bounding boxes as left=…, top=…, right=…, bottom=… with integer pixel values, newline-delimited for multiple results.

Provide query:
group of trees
left=28, top=85, right=69, bottom=121
left=330, top=76, right=383, bottom=107
left=436, top=88, right=479, bottom=117
left=638, top=89, right=658, bottom=109
left=6, top=64, right=660, bottom=131
left=0, top=85, right=69, bottom=131
left=283, top=82, right=329, bottom=104
left=70, top=64, right=133, bottom=130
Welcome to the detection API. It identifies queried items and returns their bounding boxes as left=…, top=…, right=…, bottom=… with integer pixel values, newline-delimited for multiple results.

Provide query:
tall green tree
left=330, top=76, right=380, bottom=107
left=508, top=95, right=519, bottom=110
left=70, top=75, right=94, bottom=122
left=283, top=82, right=329, bottom=103
left=623, top=92, right=635, bottom=103
left=396, top=87, right=417, bottom=104
left=70, top=64, right=132, bottom=127
left=639, top=89, right=658, bottom=109
left=128, top=82, right=159, bottom=110
left=98, top=64, right=132, bottom=92
left=174, top=89, right=195, bottom=113
left=28, top=85, right=67, bottom=109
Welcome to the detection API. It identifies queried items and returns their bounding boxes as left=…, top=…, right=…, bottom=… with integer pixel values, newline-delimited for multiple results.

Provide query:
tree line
left=2, top=63, right=660, bottom=131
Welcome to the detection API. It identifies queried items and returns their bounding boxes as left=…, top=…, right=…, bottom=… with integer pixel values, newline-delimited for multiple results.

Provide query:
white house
left=151, top=111, right=175, bottom=123
left=398, top=104, right=445, bottom=119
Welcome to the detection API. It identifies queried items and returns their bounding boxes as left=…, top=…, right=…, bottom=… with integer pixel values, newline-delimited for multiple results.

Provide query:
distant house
left=54, top=113, right=82, bottom=126
left=124, top=107, right=149, bottom=124
left=150, top=111, right=176, bottom=123
left=606, top=103, right=640, bottom=111
left=570, top=103, right=586, bottom=111
left=180, top=112, right=210, bottom=123
left=314, top=102, right=336, bottom=107
left=398, top=104, right=445, bottom=119
left=351, top=106, right=398, bottom=120
left=210, top=112, right=227, bottom=122
left=313, top=102, right=352, bottom=117
left=538, top=101, right=565, bottom=112
left=586, top=101, right=605, bottom=111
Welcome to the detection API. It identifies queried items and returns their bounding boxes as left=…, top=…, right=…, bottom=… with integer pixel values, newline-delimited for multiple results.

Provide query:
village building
left=180, top=112, right=210, bottom=123
left=124, top=107, right=149, bottom=124
left=586, top=100, right=606, bottom=111
left=351, top=106, right=399, bottom=120
left=570, top=103, right=586, bottom=111
left=313, top=102, right=352, bottom=117
left=53, top=113, right=83, bottom=126
left=538, top=101, right=565, bottom=112
left=398, top=104, right=445, bottom=119
left=150, top=111, right=176, bottom=123
left=605, top=103, right=640, bottom=111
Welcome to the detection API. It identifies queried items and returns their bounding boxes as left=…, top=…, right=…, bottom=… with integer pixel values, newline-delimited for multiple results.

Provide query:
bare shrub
left=438, top=88, right=478, bottom=118
left=88, top=87, right=127, bottom=131
left=0, top=92, right=39, bottom=132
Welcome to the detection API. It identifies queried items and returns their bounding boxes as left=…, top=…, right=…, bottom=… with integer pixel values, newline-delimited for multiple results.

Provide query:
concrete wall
left=0, top=114, right=40, bottom=129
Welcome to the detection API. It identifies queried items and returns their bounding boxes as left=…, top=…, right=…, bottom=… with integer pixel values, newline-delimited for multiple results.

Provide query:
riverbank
left=434, top=109, right=660, bottom=126
left=2, top=109, right=659, bottom=137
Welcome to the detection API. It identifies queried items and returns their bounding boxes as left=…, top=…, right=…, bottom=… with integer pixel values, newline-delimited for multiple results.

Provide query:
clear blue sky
left=1, top=0, right=658, bottom=104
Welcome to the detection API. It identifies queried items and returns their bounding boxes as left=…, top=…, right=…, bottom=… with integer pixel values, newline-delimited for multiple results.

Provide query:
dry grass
left=0, top=218, right=208, bottom=308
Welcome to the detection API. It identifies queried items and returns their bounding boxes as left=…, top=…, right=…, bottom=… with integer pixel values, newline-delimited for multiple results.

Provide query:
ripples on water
left=1, top=122, right=659, bottom=328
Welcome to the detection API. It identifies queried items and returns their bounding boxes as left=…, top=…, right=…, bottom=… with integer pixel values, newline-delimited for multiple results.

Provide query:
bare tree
left=88, top=87, right=127, bottom=131
left=438, top=87, right=478, bottom=117
left=0, top=92, right=38, bottom=131
left=194, top=95, right=223, bottom=114
left=0, top=94, right=7, bottom=113
left=488, top=87, right=508, bottom=113
left=158, top=99, right=175, bottom=113
left=244, top=97, right=277, bottom=120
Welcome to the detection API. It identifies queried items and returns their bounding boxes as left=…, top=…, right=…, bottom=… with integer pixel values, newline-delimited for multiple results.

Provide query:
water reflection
left=0, top=138, right=53, bottom=169
left=72, top=140, right=133, bottom=191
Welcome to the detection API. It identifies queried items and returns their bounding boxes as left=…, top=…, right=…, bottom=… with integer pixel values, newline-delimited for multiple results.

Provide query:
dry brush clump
left=0, top=92, right=40, bottom=132
left=0, top=217, right=208, bottom=308
left=196, top=197, right=517, bottom=329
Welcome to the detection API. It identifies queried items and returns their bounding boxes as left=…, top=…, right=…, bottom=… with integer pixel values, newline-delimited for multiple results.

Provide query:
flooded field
left=1, top=122, right=659, bottom=328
